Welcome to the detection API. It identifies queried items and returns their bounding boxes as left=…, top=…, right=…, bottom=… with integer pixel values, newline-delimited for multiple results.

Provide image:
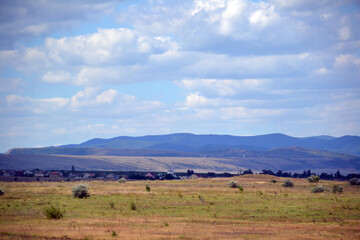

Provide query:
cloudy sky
left=0, top=0, right=359, bottom=152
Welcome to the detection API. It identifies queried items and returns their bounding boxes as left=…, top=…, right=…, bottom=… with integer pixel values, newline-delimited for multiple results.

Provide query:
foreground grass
left=0, top=175, right=359, bottom=239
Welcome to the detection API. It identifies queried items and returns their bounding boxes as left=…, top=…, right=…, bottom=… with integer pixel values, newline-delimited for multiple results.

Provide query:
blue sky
left=0, top=0, right=359, bottom=152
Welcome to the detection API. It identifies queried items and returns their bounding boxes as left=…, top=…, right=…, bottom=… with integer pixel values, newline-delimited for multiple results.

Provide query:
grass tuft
left=311, top=185, right=326, bottom=193
left=43, top=205, right=63, bottom=219
left=130, top=201, right=137, bottom=211
left=332, top=185, right=343, bottom=194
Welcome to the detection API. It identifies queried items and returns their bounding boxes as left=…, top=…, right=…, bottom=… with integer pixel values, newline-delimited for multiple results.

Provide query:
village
left=0, top=167, right=235, bottom=182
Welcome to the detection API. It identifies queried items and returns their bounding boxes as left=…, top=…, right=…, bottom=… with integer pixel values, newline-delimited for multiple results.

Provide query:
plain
left=0, top=175, right=359, bottom=240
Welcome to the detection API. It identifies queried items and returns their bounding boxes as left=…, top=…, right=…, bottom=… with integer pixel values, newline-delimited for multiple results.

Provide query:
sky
left=0, top=0, right=360, bottom=152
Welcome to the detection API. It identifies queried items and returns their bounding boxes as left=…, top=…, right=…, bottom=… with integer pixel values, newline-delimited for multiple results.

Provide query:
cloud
left=176, top=78, right=270, bottom=97
left=334, top=54, right=360, bottom=68
left=1, top=87, right=163, bottom=117
left=42, top=71, right=73, bottom=84
left=2, top=27, right=180, bottom=85
left=1, top=0, right=358, bottom=89
left=0, top=0, right=129, bottom=49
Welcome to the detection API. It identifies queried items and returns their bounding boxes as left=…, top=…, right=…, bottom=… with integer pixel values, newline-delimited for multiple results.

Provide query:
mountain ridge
left=49, top=133, right=360, bottom=156
left=2, top=146, right=360, bottom=173
left=4, top=133, right=360, bottom=173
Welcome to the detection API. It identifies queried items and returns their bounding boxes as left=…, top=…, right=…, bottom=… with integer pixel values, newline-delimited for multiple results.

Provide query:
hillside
left=51, top=133, right=360, bottom=156
left=2, top=146, right=360, bottom=173
left=4, top=133, right=360, bottom=173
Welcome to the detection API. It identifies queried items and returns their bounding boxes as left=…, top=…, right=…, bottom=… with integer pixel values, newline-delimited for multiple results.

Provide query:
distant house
left=157, top=173, right=165, bottom=180
left=68, top=172, right=82, bottom=178
left=145, top=172, right=155, bottom=179
left=189, top=174, right=200, bottom=179
left=83, top=173, right=95, bottom=178
left=166, top=167, right=178, bottom=179
left=106, top=173, right=115, bottom=179
left=49, top=171, right=63, bottom=178
left=3, top=171, right=14, bottom=177
left=24, top=170, right=33, bottom=176
left=34, top=171, right=44, bottom=177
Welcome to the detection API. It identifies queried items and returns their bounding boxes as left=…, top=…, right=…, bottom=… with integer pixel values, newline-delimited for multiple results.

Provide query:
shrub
left=0, top=189, right=4, bottom=196
left=72, top=184, right=90, bottom=198
left=349, top=178, right=360, bottom=185
left=118, top=177, right=127, bottom=183
left=308, top=175, right=320, bottom=183
left=43, top=205, right=63, bottom=219
left=282, top=179, right=294, bottom=188
left=270, top=179, right=277, bottom=183
left=109, top=201, right=115, bottom=209
left=228, top=180, right=238, bottom=188
left=145, top=184, right=150, bottom=192
left=130, top=201, right=137, bottom=211
left=332, top=185, right=343, bottom=194
left=311, top=185, right=325, bottom=193
left=237, top=185, right=244, bottom=193
left=198, top=195, right=205, bottom=202
left=111, top=230, right=117, bottom=237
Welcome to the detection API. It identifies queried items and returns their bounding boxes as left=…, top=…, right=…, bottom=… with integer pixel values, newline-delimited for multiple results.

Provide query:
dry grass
left=0, top=175, right=359, bottom=239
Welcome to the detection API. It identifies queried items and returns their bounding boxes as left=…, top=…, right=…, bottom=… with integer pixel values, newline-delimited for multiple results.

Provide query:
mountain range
left=3, top=133, right=360, bottom=173
left=8, top=133, right=360, bottom=156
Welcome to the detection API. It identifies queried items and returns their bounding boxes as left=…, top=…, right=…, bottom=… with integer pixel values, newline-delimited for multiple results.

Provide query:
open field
left=0, top=175, right=359, bottom=240
left=2, top=152, right=359, bottom=174
left=0, top=154, right=244, bottom=173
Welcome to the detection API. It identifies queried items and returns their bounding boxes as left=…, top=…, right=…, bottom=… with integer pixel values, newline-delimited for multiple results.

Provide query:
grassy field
left=0, top=175, right=359, bottom=240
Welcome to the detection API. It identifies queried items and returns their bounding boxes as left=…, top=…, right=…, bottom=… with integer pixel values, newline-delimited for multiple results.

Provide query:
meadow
left=0, top=175, right=359, bottom=240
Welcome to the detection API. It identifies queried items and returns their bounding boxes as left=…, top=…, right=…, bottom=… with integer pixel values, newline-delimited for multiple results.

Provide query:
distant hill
left=10, top=133, right=359, bottom=156
left=3, top=147, right=360, bottom=174
left=4, top=133, right=360, bottom=173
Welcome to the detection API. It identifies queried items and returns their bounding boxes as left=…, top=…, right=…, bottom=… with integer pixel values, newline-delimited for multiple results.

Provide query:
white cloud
left=249, top=3, right=279, bottom=28
left=334, top=54, right=360, bottom=67
left=220, top=0, right=247, bottom=35
left=5, top=27, right=180, bottom=85
left=176, top=78, right=269, bottom=97
left=315, top=68, right=330, bottom=75
left=42, top=71, right=72, bottom=84
left=184, top=92, right=211, bottom=107
left=192, top=0, right=225, bottom=16
left=4, top=94, right=69, bottom=115
left=1, top=87, right=163, bottom=117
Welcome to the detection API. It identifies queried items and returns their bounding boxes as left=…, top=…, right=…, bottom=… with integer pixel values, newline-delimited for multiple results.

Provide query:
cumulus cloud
left=0, top=0, right=130, bottom=49
left=118, top=0, right=360, bottom=54
left=1, top=27, right=181, bottom=85
left=1, top=88, right=163, bottom=117
left=1, top=0, right=359, bottom=88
